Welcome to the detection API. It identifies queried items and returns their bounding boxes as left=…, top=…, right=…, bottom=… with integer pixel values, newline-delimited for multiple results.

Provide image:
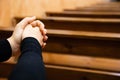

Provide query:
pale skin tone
left=22, top=24, right=43, bottom=46
left=7, top=16, right=48, bottom=56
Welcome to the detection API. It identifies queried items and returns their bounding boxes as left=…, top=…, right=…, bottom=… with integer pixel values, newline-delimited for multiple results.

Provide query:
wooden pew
left=1, top=26, right=120, bottom=59
left=64, top=7, right=120, bottom=12
left=1, top=54, right=120, bottom=80
left=1, top=27, right=120, bottom=79
left=46, top=11, right=120, bottom=18
left=92, top=2, right=120, bottom=8
left=65, top=5, right=120, bottom=11
left=82, top=2, right=120, bottom=9
left=64, top=2, right=120, bottom=12
left=60, top=2, right=120, bottom=18
left=12, top=17, right=120, bottom=59
left=1, top=16, right=120, bottom=79
left=45, top=29, right=120, bottom=59
left=65, top=7, right=120, bottom=12
left=13, top=17, right=120, bottom=33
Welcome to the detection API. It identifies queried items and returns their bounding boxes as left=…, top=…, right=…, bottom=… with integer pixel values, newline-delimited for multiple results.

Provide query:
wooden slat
left=0, top=78, right=7, bottom=80
left=13, top=17, right=120, bottom=33
left=86, top=2, right=120, bottom=9
left=48, top=29, right=120, bottom=40
left=1, top=27, right=120, bottom=40
left=64, top=8, right=120, bottom=12
left=1, top=28, right=120, bottom=58
left=43, top=52, right=120, bottom=72
left=1, top=59, right=120, bottom=80
left=0, top=27, right=14, bottom=31
left=6, top=53, right=120, bottom=73
left=44, top=17, right=120, bottom=22
left=45, top=33, right=120, bottom=59
left=63, top=11, right=120, bottom=15
left=46, top=65, right=120, bottom=80
left=1, top=29, right=120, bottom=79
left=65, top=2, right=120, bottom=12
left=46, top=65, right=120, bottom=77
left=76, top=7, right=120, bottom=12
left=46, top=11, right=120, bottom=18
left=3, top=52, right=120, bottom=75
left=66, top=3, right=120, bottom=12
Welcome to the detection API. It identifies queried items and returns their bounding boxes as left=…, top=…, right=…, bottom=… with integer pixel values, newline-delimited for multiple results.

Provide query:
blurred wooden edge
left=47, top=11, right=120, bottom=16
left=44, top=17, right=120, bottom=23
left=0, top=78, right=7, bottom=80
left=3, top=52, right=120, bottom=76
left=1, top=27, right=120, bottom=40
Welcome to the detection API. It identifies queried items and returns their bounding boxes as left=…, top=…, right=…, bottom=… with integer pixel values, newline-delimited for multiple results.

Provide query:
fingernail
left=44, top=29, right=47, bottom=34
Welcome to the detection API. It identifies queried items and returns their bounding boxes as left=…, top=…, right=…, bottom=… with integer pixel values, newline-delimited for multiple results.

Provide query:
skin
left=22, top=24, right=43, bottom=45
left=7, top=16, right=48, bottom=56
left=30, top=20, right=48, bottom=47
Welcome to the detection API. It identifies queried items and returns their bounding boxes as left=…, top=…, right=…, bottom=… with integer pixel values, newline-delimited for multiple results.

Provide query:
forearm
left=8, top=37, right=46, bottom=80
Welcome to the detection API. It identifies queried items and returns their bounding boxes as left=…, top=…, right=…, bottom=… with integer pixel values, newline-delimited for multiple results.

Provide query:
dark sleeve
left=8, top=37, right=46, bottom=80
left=0, top=39, right=12, bottom=62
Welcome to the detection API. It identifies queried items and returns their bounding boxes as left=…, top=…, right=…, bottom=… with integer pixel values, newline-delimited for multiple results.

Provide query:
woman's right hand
left=22, top=24, right=47, bottom=47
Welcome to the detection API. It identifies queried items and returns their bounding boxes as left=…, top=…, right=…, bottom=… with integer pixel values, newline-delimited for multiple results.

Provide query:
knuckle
left=24, top=17, right=29, bottom=20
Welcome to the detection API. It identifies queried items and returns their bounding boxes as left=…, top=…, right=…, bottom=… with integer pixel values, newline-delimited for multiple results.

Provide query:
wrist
left=7, top=37, right=20, bottom=55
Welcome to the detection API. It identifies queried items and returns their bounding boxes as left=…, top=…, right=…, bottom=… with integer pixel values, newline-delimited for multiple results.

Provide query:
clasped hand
left=7, top=16, right=48, bottom=55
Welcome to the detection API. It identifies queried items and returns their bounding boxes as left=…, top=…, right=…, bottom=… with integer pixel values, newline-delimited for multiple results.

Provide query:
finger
left=43, top=29, right=47, bottom=35
left=31, top=20, right=44, bottom=28
left=36, top=20, right=46, bottom=35
left=17, top=16, right=36, bottom=29
left=31, top=20, right=46, bottom=35
left=30, top=20, right=38, bottom=27
left=42, top=43, right=46, bottom=48
left=43, top=35, right=48, bottom=42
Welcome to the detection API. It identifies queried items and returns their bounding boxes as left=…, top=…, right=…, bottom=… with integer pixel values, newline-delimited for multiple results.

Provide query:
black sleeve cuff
left=20, top=37, right=42, bottom=56
left=0, top=39, right=12, bottom=62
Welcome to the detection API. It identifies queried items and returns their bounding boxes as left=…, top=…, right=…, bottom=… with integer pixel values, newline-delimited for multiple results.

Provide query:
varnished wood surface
left=1, top=18, right=120, bottom=59
left=87, top=2, right=120, bottom=8
left=2, top=27, right=120, bottom=40
left=46, top=11, right=120, bottom=18
left=1, top=53, right=120, bottom=80
left=5, top=54, right=120, bottom=73
left=44, top=17, right=120, bottom=22
left=66, top=2, right=120, bottom=12
left=13, top=17, right=120, bottom=33
left=0, top=27, right=120, bottom=71
left=65, top=2, right=120, bottom=12
left=48, top=29, right=120, bottom=40
left=0, top=0, right=108, bottom=27
left=1, top=64, right=120, bottom=80
left=1, top=28, right=120, bottom=58
left=45, top=34, right=120, bottom=59
left=43, top=52, right=120, bottom=72
left=64, top=8, right=120, bottom=12
left=1, top=1, right=120, bottom=80
left=1, top=15, right=120, bottom=79
left=0, top=78, right=7, bottom=80
left=46, top=65, right=120, bottom=80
